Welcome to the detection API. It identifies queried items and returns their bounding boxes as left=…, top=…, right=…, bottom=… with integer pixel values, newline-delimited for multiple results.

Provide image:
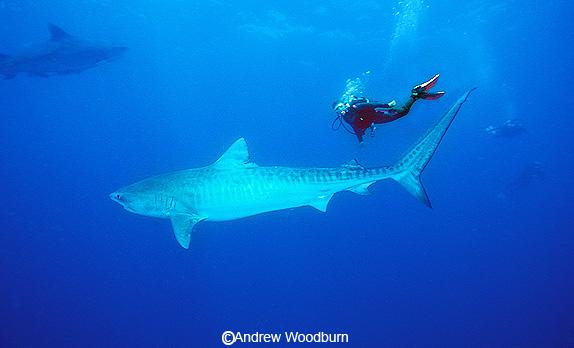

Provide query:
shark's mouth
left=109, top=192, right=129, bottom=210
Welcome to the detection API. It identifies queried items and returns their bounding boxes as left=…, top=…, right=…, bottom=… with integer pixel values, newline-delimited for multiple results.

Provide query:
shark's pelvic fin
left=309, top=194, right=334, bottom=212
left=48, top=24, right=73, bottom=41
left=170, top=214, right=204, bottom=249
left=213, top=138, right=257, bottom=169
left=390, top=89, right=475, bottom=208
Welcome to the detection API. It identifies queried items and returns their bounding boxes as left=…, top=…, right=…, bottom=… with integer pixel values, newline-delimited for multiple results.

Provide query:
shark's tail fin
left=389, top=89, right=475, bottom=208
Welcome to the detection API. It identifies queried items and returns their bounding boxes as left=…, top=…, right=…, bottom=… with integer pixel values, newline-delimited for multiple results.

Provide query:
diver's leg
left=354, top=127, right=365, bottom=143
left=392, top=96, right=416, bottom=116
left=376, top=96, right=416, bottom=120
left=385, top=74, right=445, bottom=118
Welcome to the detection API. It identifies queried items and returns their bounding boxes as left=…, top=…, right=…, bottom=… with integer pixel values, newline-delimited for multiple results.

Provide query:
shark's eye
left=116, top=194, right=121, bottom=200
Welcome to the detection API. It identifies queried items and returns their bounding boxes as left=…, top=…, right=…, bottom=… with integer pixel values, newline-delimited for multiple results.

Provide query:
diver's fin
left=347, top=181, right=375, bottom=195
left=416, top=74, right=440, bottom=92
left=213, top=138, right=257, bottom=169
left=389, top=88, right=475, bottom=207
left=420, top=91, right=445, bottom=100
left=170, top=214, right=204, bottom=249
left=309, top=194, right=334, bottom=212
left=48, top=24, right=73, bottom=41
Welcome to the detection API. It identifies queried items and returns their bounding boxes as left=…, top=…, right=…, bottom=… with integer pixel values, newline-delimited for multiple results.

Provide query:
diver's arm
left=353, top=101, right=395, bottom=114
left=369, top=102, right=393, bottom=108
left=351, top=102, right=373, bottom=112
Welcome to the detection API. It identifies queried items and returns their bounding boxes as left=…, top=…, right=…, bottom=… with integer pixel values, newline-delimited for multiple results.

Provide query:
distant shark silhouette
left=0, top=24, right=127, bottom=79
left=111, top=90, right=475, bottom=249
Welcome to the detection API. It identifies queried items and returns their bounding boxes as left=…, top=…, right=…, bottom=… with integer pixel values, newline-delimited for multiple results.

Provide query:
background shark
left=0, top=24, right=127, bottom=79
left=111, top=90, right=474, bottom=249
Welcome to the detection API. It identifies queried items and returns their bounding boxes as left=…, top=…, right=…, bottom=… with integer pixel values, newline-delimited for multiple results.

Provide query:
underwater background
left=1, top=0, right=573, bottom=346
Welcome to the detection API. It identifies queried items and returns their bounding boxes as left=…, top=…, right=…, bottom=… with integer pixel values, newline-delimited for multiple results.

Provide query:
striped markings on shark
left=111, top=90, right=475, bottom=249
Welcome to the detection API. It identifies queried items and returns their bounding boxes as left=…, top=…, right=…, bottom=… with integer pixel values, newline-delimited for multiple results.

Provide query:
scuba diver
left=485, top=119, right=527, bottom=138
left=332, top=74, right=445, bottom=143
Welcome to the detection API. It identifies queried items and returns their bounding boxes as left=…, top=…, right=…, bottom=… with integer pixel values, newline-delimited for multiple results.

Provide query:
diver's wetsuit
left=334, top=74, right=444, bottom=143
left=343, top=96, right=416, bottom=142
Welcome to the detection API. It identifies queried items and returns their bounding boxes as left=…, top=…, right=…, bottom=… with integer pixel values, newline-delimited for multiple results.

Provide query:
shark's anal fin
left=309, top=194, right=334, bottom=212
left=347, top=181, right=375, bottom=195
left=48, top=24, right=73, bottom=41
left=389, top=88, right=475, bottom=208
left=170, top=214, right=204, bottom=249
left=213, top=138, right=257, bottom=169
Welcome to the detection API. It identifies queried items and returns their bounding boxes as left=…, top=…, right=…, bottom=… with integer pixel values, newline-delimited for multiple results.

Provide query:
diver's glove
left=411, top=74, right=445, bottom=100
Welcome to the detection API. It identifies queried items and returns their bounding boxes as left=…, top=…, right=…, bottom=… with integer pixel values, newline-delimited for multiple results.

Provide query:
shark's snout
left=110, top=192, right=124, bottom=205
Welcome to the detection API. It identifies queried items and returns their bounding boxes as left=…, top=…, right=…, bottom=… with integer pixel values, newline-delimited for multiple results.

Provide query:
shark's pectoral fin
left=347, top=181, right=375, bottom=195
left=170, top=214, right=205, bottom=249
left=309, top=194, right=334, bottom=212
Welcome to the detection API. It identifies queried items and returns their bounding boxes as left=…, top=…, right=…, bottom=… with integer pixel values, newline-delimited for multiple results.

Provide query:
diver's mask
left=333, top=101, right=348, bottom=115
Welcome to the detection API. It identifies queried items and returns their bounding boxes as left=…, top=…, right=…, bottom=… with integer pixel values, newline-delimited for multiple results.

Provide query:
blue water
left=1, top=0, right=573, bottom=347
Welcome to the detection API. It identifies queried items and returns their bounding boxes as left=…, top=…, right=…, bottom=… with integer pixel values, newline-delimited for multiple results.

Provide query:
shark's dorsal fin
left=213, top=138, right=257, bottom=169
left=342, top=159, right=364, bottom=170
left=48, top=24, right=73, bottom=41
left=170, top=213, right=204, bottom=249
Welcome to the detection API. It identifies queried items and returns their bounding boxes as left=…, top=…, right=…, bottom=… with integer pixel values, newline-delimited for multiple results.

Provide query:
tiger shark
left=111, top=90, right=474, bottom=249
left=0, top=24, right=126, bottom=79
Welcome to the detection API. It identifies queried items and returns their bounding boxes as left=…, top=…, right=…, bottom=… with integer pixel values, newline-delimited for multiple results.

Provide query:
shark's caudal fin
left=389, top=89, right=475, bottom=208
